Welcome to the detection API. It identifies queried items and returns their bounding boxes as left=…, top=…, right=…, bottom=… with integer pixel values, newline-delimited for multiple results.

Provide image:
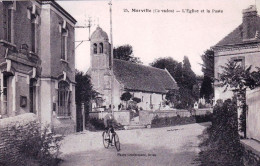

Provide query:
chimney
left=242, top=5, right=258, bottom=40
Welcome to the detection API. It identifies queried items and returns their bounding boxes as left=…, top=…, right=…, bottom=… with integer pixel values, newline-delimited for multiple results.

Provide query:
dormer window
left=99, top=43, right=103, bottom=53
left=93, top=43, right=97, bottom=54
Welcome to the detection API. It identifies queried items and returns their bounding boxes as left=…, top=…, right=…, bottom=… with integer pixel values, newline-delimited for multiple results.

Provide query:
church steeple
left=90, top=27, right=111, bottom=69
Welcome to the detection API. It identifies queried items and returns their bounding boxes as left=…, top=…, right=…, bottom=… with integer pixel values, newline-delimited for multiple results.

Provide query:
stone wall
left=89, top=111, right=130, bottom=126
left=89, top=110, right=193, bottom=126
left=0, top=113, right=39, bottom=165
left=139, top=110, right=191, bottom=126
left=241, top=139, right=260, bottom=166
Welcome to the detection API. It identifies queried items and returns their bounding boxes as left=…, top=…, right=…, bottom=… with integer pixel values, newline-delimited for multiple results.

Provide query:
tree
left=192, top=84, right=200, bottom=101
left=151, top=56, right=199, bottom=109
left=200, top=49, right=214, bottom=101
left=150, top=57, right=182, bottom=83
left=132, top=97, right=141, bottom=103
left=75, top=70, right=98, bottom=131
left=113, top=44, right=142, bottom=64
left=75, top=70, right=97, bottom=107
left=201, top=49, right=214, bottom=78
left=218, top=60, right=260, bottom=137
left=200, top=76, right=213, bottom=101
left=120, top=91, right=132, bottom=108
left=75, top=70, right=98, bottom=123
left=165, top=89, right=179, bottom=106
left=176, top=86, right=196, bottom=109
left=182, top=56, right=197, bottom=91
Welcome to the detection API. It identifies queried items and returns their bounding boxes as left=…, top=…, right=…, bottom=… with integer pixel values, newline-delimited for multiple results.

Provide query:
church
left=89, top=27, right=178, bottom=112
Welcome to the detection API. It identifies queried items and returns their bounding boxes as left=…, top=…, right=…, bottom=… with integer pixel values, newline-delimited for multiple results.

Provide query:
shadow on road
left=196, top=122, right=211, bottom=127
left=60, top=143, right=200, bottom=166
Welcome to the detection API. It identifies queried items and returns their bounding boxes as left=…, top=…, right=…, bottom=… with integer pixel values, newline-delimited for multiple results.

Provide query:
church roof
left=90, top=27, right=109, bottom=41
left=215, top=17, right=260, bottom=47
left=113, top=59, right=178, bottom=93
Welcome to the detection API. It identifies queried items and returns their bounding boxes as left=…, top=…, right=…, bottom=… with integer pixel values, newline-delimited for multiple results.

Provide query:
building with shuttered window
left=213, top=5, right=260, bottom=141
left=0, top=1, right=77, bottom=133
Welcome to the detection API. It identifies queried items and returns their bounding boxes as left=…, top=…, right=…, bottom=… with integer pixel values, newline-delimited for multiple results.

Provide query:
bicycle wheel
left=103, top=131, right=110, bottom=148
left=114, top=132, right=120, bottom=151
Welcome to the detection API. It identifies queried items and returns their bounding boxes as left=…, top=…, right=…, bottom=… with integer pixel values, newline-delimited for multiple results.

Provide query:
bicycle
left=102, top=127, right=120, bottom=151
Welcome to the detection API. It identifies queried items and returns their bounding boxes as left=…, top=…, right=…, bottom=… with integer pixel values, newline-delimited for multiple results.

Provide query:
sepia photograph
left=0, top=0, right=260, bottom=165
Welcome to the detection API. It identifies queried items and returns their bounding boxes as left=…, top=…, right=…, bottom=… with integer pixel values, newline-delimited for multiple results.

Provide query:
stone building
left=213, top=5, right=260, bottom=141
left=89, top=27, right=178, bottom=112
left=0, top=1, right=77, bottom=133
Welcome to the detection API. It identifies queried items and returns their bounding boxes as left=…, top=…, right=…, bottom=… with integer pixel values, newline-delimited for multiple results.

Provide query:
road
left=59, top=123, right=209, bottom=166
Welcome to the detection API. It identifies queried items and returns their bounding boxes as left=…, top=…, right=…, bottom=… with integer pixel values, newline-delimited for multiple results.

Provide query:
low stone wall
left=89, top=111, right=130, bottom=126
left=0, top=113, right=39, bottom=165
left=195, top=108, right=213, bottom=116
left=176, top=109, right=191, bottom=117
left=139, top=111, right=154, bottom=126
left=113, top=111, right=130, bottom=126
left=241, top=139, right=260, bottom=166
left=53, top=118, right=76, bottom=135
left=139, top=110, right=191, bottom=126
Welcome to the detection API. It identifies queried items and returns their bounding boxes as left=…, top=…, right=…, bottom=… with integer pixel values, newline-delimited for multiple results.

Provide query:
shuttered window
left=3, top=4, right=12, bottom=42
left=58, top=81, right=71, bottom=117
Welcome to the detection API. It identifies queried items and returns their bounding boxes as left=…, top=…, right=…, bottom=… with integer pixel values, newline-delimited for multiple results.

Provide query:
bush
left=195, top=114, right=212, bottom=123
left=0, top=121, right=64, bottom=166
left=87, top=118, right=124, bottom=131
left=198, top=103, right=207, bottom=109
left=132, top=97, right=141, bottom=103
left=151, top=115, right=196, bottom=128
left=197, top=99, right=244, bottom=166
left=88, top=118, right=105, bottom=131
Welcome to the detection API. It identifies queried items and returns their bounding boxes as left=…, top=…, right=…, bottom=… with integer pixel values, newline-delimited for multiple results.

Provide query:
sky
left=58, top=0, right=256, bottom=75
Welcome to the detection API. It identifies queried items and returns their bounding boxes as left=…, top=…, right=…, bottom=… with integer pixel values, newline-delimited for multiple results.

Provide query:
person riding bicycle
left=104, top=107, right=116, bottom=135
left=102, top=107, right=120, bottom=151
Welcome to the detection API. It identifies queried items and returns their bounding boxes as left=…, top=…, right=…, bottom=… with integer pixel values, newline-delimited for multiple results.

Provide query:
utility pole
left=109, top=0, right=114, bottom=115
left=74, top=16, right=92, bottom=131
left=75, top=17, right=92, bottom=49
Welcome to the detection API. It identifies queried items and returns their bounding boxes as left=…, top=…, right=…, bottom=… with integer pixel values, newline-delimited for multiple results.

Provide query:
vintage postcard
left=0, top=0, right=260, bottom=166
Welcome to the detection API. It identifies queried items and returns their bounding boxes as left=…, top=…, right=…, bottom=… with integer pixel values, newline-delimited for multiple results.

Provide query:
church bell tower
left=90, top=27, right=112, bottom=107
left=90, top=26, right=111, bottom=70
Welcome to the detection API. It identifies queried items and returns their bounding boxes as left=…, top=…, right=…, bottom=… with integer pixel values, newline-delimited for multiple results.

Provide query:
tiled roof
left=113, top=59, right=178, bottom=93
left=215, top=17, right=260, bottom=47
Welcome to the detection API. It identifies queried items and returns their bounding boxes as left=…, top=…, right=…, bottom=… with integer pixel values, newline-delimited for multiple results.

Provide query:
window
left=93, top=43, right=97, bottom=54
left=29, top=79, right=36, bottom=113
left=2, top=75, right=8, bottom=115
left=104, top=75, right=110, bottom=89
left=3, top=3, right=12, bottom=42
left=233, top=59, right=243, bottom=67
left=60, top=20, right=68, bottom=61
left=28, top=4, right=38, bottom=53
left=231, top=56, right=245, bottom=69
left=57, top=81, right=71, bottom=117
left=61, top=29, right=68, bottom=60
left=31, top=22, right=36, bottom=52
left=99, top=43, right=103, bottom=53
left=95, top=97, right=103, bottom=108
